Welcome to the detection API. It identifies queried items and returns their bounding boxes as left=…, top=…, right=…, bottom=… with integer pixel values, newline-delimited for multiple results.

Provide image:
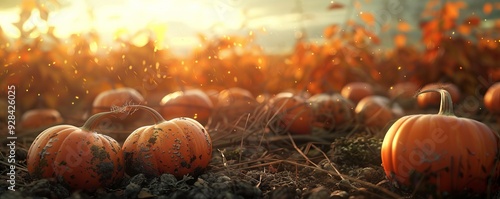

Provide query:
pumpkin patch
left=2, top=0, right=500, bottom=198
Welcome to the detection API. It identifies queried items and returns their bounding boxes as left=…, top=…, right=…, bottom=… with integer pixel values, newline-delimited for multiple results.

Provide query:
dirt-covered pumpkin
left=355, top=96, right=404, bottom=129
left=268, top=92, right=313, bottom=135
left=122, top=105, right=212, bottom=178
left=20, top=108, right=63, bottom=130
left=381, top=89, right=500, bottom=194
left=27, top=111, right=125, bottom=191
left=484, top=82, right=500, bottom=115
left=340, top=82, right=374, bottom=104
left=307, top=93, right=355, bottom=131
left=91, top=87, right=146, bottom=123
left=213, top=87, right=258, bottom=125
left=417, top=83, right=461, bottom=109
left=159, top=89, right=213, bottom=125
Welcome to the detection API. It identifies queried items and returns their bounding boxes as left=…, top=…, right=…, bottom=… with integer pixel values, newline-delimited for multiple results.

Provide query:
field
left=1, top=0, right=500, bottom=198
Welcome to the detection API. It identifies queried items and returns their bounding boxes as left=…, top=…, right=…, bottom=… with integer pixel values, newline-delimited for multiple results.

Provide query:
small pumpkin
left=381, top=89, right=500, bottom=194
left=268, top=92, right=314, bottom=135
left=355, top=96, right=404, bottom=129
left=122, top=105, right=212, bottom=178
left=20, top=108, right=63, bottom=130
left=388, top=82, right=419, bottom=110
left=484, top=82, right=500, bottom=115
left=307, top=93, right=355, bottom=131
left=159, top=89, right=213, bottom=125
left=417, top=83, right=461, bottom=109
left=340, top=82, right=374, bottom=104
left=213, top=87, right=258, bottom=124
left=92, top=87, right=146, bottom=123
left=27, top=111, right=125, bottom=191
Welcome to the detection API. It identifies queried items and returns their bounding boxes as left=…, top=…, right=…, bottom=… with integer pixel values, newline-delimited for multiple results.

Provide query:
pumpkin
left=484, top=82, right=500, bottom=115
left=388, top=82, right=419, bottom=110
left=340, top=82, right=374, bottom=104
left=417, top=83, right=461, bottom=109
left=381, top=89, right=500, bottom=194
left=27, top=111, right=125, bottom=191
left=205, top=89, right=220, bottom=106
left=20, top=108, right=63, bottom=130
left=122, top=105, right=212, bottom=178
left=213, top=87, right=258, bottom=125
left=268, top=92, right=314, bottom=135
left=92, top=87, right=146, bottom=123
left=355, top=96, right=404, bottom=129
left=159, top=89, right=213, bottom=125
left=307, top=93, right=355, bottom=131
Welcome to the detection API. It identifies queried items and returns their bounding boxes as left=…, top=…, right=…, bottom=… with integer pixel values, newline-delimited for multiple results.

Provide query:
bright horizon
left=1, top=0, right=494, bottom=56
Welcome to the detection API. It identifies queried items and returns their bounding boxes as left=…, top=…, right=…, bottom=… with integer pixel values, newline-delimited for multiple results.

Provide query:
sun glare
left=0, top=0, right=245, bottom=51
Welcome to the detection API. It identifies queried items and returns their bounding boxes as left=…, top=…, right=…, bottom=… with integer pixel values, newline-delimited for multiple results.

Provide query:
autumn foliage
left=1, top=0, right=499, bottom=122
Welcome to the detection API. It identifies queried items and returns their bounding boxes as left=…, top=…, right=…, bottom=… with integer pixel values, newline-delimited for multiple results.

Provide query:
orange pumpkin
left=213, top=87, right=258, bottom=124
left=122, top=105, right=212, bottom=178
left=307, top=93, right=355, bottom=131
left=340, top=82, right=374, bottom=104
left=20, top=108, right=63, bottom=129
left=417, top=83, right=461, bottom=109
left=484, top=82, right=500, bottom=115
left=381, top=89, right=500, bottom=194
left=268, top=92, right=313, bottom=135
left=159, top=89, right=213, bottom=125
left=27, top=111, right=124, bottom=191
left=388, top=82, right=419, bottom=109
left=92, top=87, right=146, bottom=123
left=205, top=89, right=220, bottom=105
left=355, top=96, right=404, bottom=129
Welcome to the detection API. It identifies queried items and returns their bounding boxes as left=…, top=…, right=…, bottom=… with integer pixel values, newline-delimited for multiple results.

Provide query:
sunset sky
left=0, top=0, right=495, bottom=55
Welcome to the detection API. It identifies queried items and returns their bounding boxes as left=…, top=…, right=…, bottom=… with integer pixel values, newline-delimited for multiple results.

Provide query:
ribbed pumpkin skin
left=122, top=117, right=212, bottom=178
left=27, top=125, right=124, bottom=191
left=381, top=114, right=500, bottom=193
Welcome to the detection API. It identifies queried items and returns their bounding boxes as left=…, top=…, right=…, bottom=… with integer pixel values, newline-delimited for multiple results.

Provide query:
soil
left=1, top=104, right=500, bottom=199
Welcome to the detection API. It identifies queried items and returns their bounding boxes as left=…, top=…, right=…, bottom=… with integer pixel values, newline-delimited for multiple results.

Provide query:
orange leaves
left=457, top=16, right=481, bottom=36
left=359, top=12, right=375, bottom=26
left=397, top=22, right=412, bottom=32
left=328, top=2, right=344, bottom=10
left=323, top=25, right=339, bottom=39
left=483, top=3, right=493, bottom=15
left=394, top=34, right=406, bottom=48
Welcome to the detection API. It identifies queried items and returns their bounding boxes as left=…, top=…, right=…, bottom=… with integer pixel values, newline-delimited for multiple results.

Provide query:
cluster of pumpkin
left=26, top=102, right=213, bottom=191
left=22, top=80, right=500, bottom=194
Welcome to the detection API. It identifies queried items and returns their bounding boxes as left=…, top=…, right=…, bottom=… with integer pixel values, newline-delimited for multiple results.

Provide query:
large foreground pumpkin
left=381, top=89, right=500, bottom=194
left=122, top=105, right=212, bottom=178
left=27, top=112, right=124, bottom=191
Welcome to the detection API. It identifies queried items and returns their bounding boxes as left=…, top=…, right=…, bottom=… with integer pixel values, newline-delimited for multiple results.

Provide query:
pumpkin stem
left=81, top=111, right=116, bottom=131
left=416, top=88, right=455, bottom=116
left=126, top=105, right=166, bottom=124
